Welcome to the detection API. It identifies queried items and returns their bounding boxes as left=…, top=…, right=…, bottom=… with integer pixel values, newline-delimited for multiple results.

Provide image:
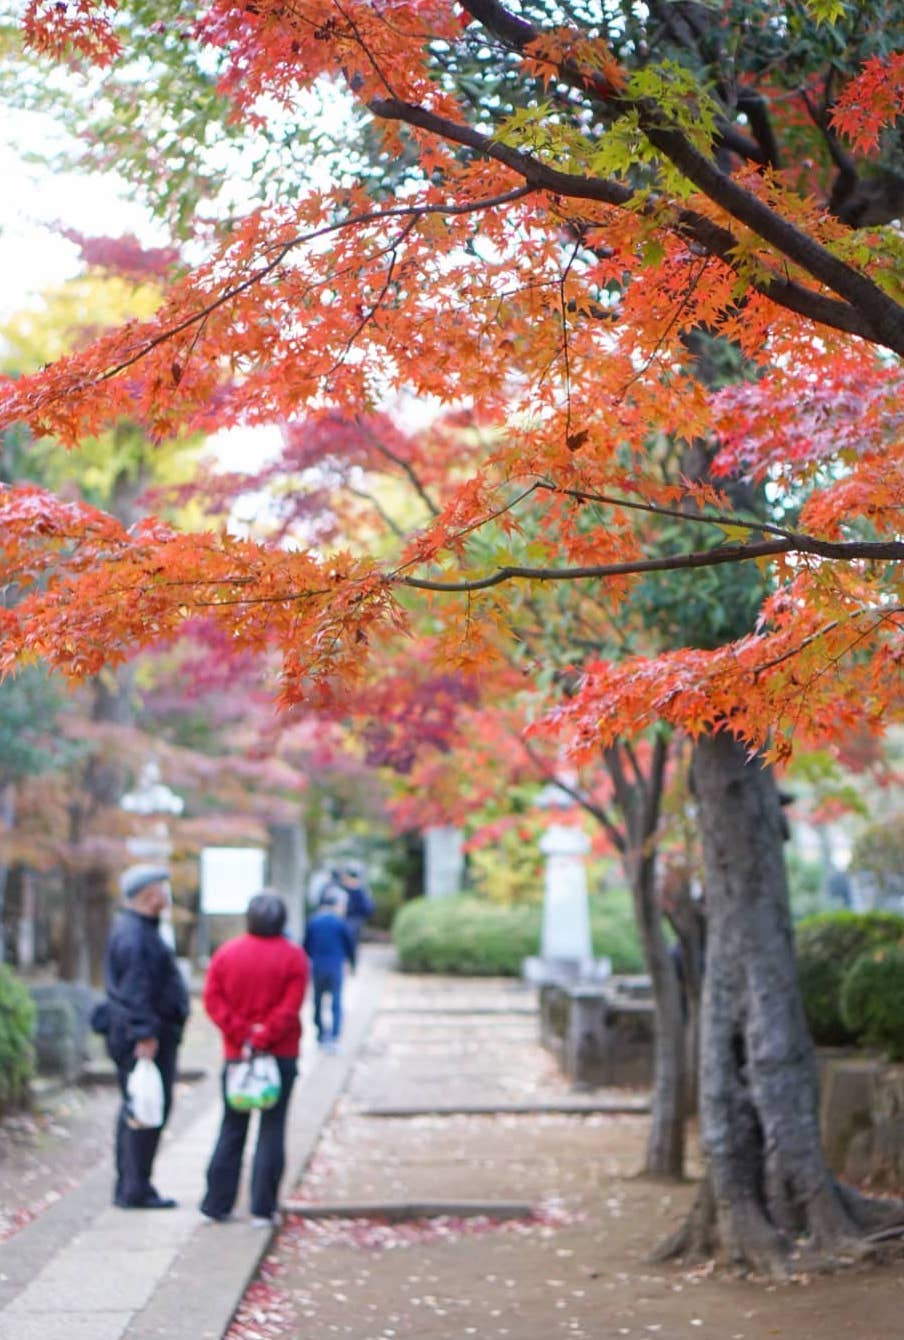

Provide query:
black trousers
left=200, top=1056, right=297, bottom=1219
left=112, top=1033, right=179, bottom=1205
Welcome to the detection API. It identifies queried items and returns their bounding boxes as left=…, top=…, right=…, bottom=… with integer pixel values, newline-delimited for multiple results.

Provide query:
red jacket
left=204, top=933, right=309, bottom=1060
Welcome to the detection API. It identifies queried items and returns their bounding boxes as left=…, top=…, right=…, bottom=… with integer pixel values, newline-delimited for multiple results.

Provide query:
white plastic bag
left=126, top=1056, right=165, bottom=1129
left=225, top=1053, right=281, bottom=1112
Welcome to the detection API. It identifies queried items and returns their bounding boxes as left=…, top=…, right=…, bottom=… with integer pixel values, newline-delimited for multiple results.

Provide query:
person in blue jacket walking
left=303, top=889, right=356, bottom=1052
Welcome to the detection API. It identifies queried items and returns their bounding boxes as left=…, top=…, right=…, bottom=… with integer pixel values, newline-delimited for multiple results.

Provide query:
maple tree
left=4, top=0, right=904, bottom=1274
left=252, top=414, right=718, bottom=1187
left=0, top=277, right=339, bottom=977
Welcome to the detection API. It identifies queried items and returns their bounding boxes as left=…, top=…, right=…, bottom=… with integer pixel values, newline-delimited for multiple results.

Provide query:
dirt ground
left=0, top=1082, right=120, bottom=1240
left=226, top=1101, right=904, bottom=1340
left=228, top=984, right=904, bottom=1340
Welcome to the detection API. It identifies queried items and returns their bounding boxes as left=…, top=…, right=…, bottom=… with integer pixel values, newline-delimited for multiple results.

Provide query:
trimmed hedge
left=795, top=910, right=904, bottom=1046
left=392, top=892, right=643, bottom=976
left=0, top=963, right=35, bottom=1111
left=840, top=946, right=904, bottom=1061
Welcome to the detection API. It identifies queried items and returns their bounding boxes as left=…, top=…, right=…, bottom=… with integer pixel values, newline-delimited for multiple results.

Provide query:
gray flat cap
left=120, top=863, right=170, bottom=899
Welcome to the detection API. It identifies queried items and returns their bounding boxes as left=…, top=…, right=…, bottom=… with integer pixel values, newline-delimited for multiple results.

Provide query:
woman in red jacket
left=200, top=891, right=309, bottom=1225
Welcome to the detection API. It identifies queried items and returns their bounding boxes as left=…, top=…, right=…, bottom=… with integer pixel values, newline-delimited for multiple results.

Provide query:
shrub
left=850, top=814, right=904, bottom=906
left=392, top=896, right=538, bottom=974
left=392, top=892, right=643, bottom=976
left=0, top=964, right=35, bottom=1111
left=840, top=946, right=904, bottom=1061
left=589, top=890, right=645, bottom=974
left=795, top=910, right=904, bottom=1045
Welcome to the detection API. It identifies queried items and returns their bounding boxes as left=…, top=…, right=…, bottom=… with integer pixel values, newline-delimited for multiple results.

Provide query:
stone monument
left=423, top=824, right=464, bottom=898
left=523, top=779, right=610, bottom=985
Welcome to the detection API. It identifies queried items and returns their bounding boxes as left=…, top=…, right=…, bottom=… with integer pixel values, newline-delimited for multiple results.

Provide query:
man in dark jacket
left=303, top=890, right=356, bottom=1052
left=103, top=863, right=189, bottom=1209
left=325, top=860, right=376, bottom=950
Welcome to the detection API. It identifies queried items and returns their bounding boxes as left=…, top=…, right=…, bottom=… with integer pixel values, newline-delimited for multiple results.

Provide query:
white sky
left=0, top=110, right=163, bottom=319
left=0, top=110, right=286, bottom=481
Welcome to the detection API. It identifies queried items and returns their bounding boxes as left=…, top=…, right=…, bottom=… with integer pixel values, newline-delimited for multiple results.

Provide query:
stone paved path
left=0, top=947, right=388, bottom=1340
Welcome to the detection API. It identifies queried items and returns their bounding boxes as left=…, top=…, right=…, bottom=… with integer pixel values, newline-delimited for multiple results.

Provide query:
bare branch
left=360, top=419, right=441, bottom=517
left=346, top=485, right=407, bottom=538
left=395, top=534, right=904, bottom=594
left=520, top=734, right=625, bottom=849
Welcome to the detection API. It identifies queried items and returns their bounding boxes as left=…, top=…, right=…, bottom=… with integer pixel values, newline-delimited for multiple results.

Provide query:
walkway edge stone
left=359, top=1099, right=650, bottom=1117
left=280, top=1199, right=536, bottom=1221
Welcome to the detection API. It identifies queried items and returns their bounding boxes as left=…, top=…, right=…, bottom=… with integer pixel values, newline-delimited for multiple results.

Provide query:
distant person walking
left=331, top=859, right=376, bottom=949
left=200, top=891, right=309, bottom=1226
left=303, top=889, right=356, bottom=1053
left=102, top=863, right=189, bottom=1210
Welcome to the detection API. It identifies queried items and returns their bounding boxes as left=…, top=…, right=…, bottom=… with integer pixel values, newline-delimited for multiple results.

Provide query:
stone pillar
left=539, top=823, right=592, bottom=966
left=16, top=869, right=37, bottom=970
left=424, top=825, right=464, bottom=898
left=268, top=821, right=308, bottom=941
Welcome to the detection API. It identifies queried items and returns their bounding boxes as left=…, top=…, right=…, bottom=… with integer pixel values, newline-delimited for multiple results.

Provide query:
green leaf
left=804, top=0, right=848, bottom=24
left=719, top=523, right=754, bottom=544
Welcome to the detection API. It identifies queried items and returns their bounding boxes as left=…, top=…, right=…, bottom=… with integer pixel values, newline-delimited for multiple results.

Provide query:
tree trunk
left=641, top=903, right=687, bottom=1179
left=0, top=781, right=14, bottom=964
left=655, top=730, right=904, bottom=1276
left=605, top=736, right=687, bottom=1180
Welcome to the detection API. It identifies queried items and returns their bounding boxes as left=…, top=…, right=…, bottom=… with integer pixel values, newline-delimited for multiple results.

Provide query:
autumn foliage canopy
left=2, top=0, right=904, bottom=761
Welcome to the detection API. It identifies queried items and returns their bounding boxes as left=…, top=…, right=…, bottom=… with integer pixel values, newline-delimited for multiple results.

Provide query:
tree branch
left=89, top=186, right=536, bottom=386
left=360, top=419, right=441, bottom=517
left=751, top=605, right=904, bottom=679
left=346, top=485, right=407, bottom=538
left=370, top=97, right=880, bottom=345
left=395, top=533, right=904, bottom=593
left=520, top=734, right=625, bottom=849
left=453, top=0, right=904, bottom=354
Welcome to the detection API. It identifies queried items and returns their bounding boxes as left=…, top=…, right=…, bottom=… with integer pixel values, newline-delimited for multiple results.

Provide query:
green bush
left=0, top=964, right=35, bottom=1111
left=795, top=910, right=904, bottom=1045
left=392, top=892, right=643, bottom=976
left=589, top=891, right=645, bottom=974
left=840, top=946, right=904, bottom=1060
left=850, top=815, right=904, bottom=904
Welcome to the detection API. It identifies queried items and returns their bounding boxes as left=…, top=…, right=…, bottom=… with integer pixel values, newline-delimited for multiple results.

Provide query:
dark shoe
left=115, top=1191, right=178, bottom=1209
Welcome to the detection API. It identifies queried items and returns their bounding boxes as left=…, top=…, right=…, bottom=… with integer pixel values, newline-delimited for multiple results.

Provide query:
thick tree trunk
left=655, top=730, right=904, bottom=1276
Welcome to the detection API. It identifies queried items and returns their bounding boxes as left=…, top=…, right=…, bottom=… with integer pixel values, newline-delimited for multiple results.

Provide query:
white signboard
left=200, top=847, right=266, bottom=914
